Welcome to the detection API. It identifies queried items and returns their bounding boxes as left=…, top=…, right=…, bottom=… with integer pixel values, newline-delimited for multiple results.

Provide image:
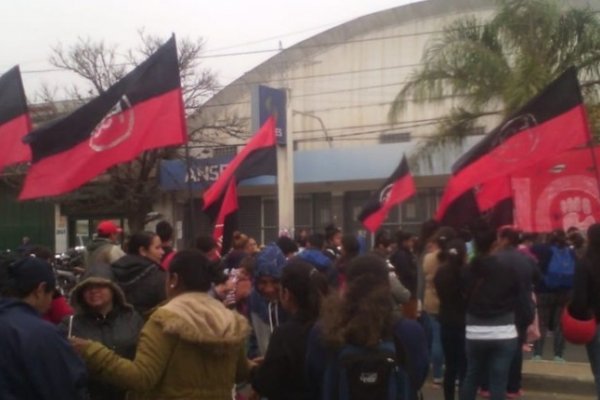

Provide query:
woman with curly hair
left=306, top=254, right=429, bottom=400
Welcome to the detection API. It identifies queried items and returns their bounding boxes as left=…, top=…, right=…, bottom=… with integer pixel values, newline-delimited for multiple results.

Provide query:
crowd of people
left=0, top=218, right=599, bottom=400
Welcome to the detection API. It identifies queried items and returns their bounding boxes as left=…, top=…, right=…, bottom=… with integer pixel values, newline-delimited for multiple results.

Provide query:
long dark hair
left=280, top=259, right=328, bottom=324
left=321, top=254, right=393, bottom=348
left=469, top=226, right=497, bottom=277
left=439, top=238, right=467, bottom=275
left=169, top=250, right=224, bottom=292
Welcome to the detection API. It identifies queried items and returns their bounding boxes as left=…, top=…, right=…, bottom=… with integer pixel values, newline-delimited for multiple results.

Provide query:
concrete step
left=522, top=360, right=595, bottom=397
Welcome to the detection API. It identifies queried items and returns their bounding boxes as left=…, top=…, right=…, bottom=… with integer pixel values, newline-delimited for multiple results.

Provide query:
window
left=213, top=146, right=237, bottom=158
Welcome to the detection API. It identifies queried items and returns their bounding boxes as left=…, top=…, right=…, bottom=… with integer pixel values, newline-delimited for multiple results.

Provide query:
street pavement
left=420, top=338, right=596, bottom=399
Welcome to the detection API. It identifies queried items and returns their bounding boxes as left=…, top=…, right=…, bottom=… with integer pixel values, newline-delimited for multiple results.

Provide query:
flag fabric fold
left=0, top=66, right=32, bottom=171
left=436, top=67, right=591, bottom=224
left=202, top=116, right=277, bottom=210
left=19, top=36, right=186, bottom=200
left=201, top=116, right=277, bottom=253
left=205, top=179, right=239, bottom=254
left=358, top=155, right=416, bottom=232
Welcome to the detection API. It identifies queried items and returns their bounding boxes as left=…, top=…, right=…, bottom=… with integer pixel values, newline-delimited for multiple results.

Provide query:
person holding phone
left=61, top=263, right=143, bottom=400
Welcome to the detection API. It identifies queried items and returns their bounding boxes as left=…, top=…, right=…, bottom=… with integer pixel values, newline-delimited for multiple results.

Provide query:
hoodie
left=296, top=248, right=338, bottom=286
left=0, top=299, right=88, bottom=400
left=85, top=237, right=125, bottom=268
left=62, top=263, right=144, bottom=400
left=249, top=245, right=287, bottom=358
left=112, top=254, right=166, bottom=316
left=81, top=291, right=251, bottom=400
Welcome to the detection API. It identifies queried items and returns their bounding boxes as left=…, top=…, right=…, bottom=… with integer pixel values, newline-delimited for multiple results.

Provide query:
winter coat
left=463, top=255, right=520, bottom=320
left=369, top=250, right=411, bottom=314
left=423, top=250, right=442, bottom=315
left=251, top=315, right=314, bottom=400
left=495, top=247, right=539, bottom=328
left=80, top=292, right=251, bottom=400
left=85, top=237, right=125, bottom=267
left=390, top=247, right=418, bottom=297
left=112, top=254, right=166, bottom=316
left=61, top=265, right=144, bottom=400
left=248, top=245, right=288, bottom=358
left=0, top=299, right=88, bottom=400
left=296, top=249, right=338, bottom=286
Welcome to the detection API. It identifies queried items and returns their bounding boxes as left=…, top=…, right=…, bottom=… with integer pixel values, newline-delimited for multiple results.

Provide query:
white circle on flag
left=89, top=95, right=135, bottom=152
left=490, top=113, right=539, bottom=163
left=379, top=184, right=393, bottom=204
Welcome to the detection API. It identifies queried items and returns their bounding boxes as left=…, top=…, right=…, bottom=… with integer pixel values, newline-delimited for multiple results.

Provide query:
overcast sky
left=0, top=0, right=420, bottom=102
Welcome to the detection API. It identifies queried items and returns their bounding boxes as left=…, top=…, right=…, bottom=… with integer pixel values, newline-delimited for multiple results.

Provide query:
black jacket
left=495, top=247, right=539, bottom=327
left=111, top=255, right=166, bottom=316
left=464, top=255, right=520, bottom=320
left=60, top=307, right=144, bottom=400
left=251, top=316, right=314, bottom=400
left=434, top=263, right=466, bottom=327
left=390, top=247, right=418, bottom=297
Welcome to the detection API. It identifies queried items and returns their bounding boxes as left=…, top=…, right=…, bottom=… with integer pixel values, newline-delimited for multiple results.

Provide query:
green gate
left=0, top=184, right=54, bottom=251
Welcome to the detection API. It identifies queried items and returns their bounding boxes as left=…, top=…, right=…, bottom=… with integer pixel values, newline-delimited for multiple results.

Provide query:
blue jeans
left=460, top=338, right=517, bottom=400
left=422, top=313, right=444, bottom=380
left=586, top=324, right=600, bottom=400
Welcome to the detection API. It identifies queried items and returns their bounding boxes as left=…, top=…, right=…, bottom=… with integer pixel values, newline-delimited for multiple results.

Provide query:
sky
left=0, top=0, right=420, bottom=102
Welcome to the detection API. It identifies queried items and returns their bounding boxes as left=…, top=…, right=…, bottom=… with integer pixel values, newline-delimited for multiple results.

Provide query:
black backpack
left=322, top=340, right=412, bottom=400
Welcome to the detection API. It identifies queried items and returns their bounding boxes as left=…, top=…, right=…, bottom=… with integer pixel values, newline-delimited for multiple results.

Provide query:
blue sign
left=252, top=85, right=287, bottom=145
left=159, top=154, right=235, bottom=191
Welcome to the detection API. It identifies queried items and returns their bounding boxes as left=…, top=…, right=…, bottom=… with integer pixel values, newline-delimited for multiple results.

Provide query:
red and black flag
left=201, top=116, right=277, bottom=254
left=358, top=155, right=416, bottom=232
left=436, top=67, right=590, bottom=226
left=202, top=116, right=277, bottom=209
left=19, top=36, right=186, bottom=200
left=207, top=179, right=239, bottom=254
left=511, top=145, right=600, bottom=232
left=0, top=66, right=32, bottom=171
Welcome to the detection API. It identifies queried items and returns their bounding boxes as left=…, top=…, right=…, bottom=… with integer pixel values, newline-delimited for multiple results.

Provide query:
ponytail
left=169, top=250, right=225, bottom=292
left=281, top=259, right=329, bottom=323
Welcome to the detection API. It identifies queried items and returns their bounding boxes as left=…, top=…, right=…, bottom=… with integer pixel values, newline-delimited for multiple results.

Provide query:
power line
left=16, top=28, right=447, bottom=76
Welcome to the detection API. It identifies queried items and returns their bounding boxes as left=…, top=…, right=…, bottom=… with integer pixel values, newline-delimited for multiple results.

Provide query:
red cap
left=97, top=220, right=122, bottom=236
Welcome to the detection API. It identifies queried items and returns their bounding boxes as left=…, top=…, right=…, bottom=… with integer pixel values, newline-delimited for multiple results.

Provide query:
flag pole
left=184, top=141, right=197, bottom=247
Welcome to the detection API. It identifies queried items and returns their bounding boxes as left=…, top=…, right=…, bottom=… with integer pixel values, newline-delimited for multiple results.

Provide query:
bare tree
left=40, top=31, right=238, bottom=232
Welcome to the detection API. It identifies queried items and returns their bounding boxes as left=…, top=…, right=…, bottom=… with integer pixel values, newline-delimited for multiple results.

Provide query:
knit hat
left=7, top=256, right=55, bottom=295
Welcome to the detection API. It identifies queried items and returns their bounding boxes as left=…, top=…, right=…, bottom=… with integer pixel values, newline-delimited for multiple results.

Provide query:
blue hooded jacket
left=0, top=298, right=88, bottom=399
left=297, top=248, right=338, bottom=286
left=248, top=244, right=288, bottom=357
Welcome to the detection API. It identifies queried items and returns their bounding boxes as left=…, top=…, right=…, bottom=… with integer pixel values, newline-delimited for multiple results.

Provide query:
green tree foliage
left=389, top=0, right=600, bottom=152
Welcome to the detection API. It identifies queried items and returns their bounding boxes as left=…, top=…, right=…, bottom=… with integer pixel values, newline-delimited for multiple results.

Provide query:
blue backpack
left=544, top=246, right=575, bottom=289
left=322, top=340, right=411, bottom=400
